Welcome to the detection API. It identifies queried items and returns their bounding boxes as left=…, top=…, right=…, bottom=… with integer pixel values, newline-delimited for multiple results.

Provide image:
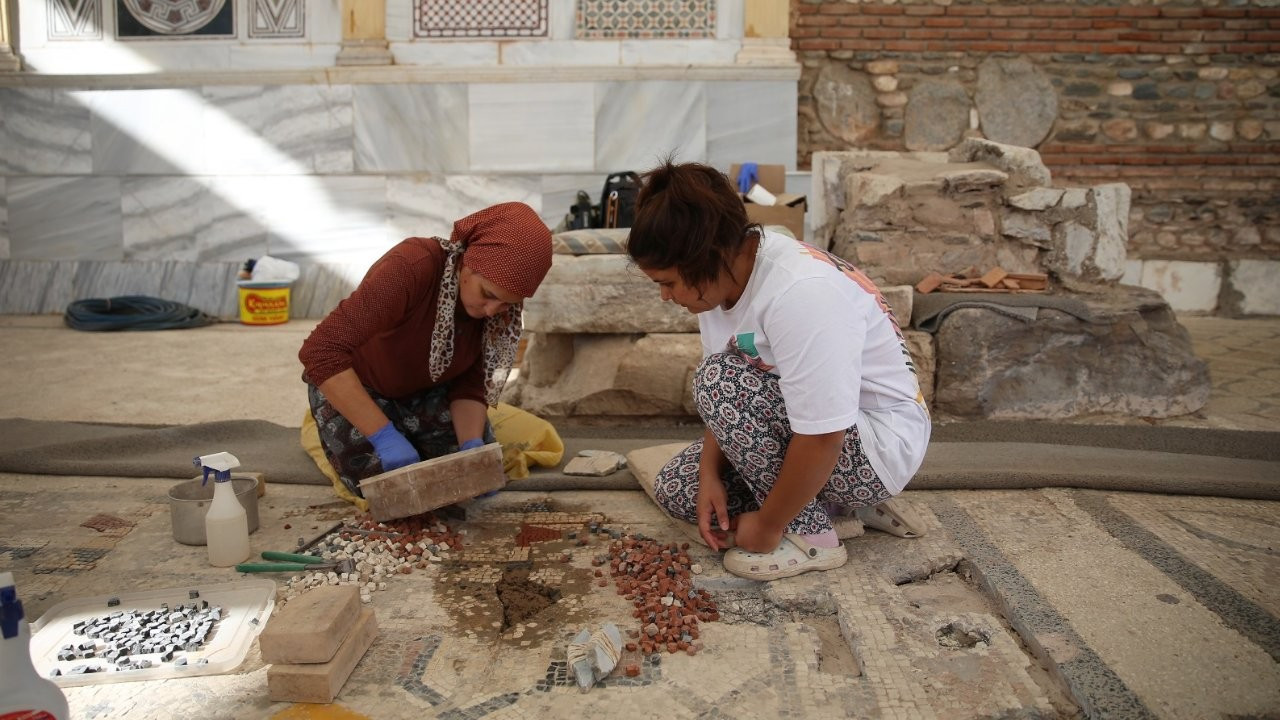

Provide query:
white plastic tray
left=29, top=579, right=275, bottom=687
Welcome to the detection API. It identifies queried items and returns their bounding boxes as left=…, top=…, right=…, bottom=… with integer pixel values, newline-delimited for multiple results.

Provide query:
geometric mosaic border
left=249, top=0, right=305, bottom=39
left=415, top=0, right=549, bottom=38
left=47, top=0, right=104, bottom=40
left=577, top=0, right=715, bottom=40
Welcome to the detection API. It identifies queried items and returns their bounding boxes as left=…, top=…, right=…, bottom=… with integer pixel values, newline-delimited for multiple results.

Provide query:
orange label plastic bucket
left=237, top=283, right=291, bottom=325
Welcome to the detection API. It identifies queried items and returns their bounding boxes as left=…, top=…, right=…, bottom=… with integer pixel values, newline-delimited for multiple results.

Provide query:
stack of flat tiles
left=261, top=585, right=378, bottom=704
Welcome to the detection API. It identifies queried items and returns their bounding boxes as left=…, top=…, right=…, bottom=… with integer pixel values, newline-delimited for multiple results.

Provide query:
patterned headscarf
left=430, top=202, right=553, bottom=406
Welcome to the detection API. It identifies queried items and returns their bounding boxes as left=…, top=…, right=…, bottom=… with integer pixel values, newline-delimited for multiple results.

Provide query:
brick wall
left=793, top=0, right=1280, bottom=262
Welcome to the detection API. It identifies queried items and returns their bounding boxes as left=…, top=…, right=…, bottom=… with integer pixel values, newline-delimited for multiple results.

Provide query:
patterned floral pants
left=653, top=352, right=892, bottom=535
left=307, top=382, right=495, bottom=498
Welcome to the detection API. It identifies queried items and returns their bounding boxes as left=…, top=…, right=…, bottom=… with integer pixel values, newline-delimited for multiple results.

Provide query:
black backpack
left=598, top=171, right=640, bottom=228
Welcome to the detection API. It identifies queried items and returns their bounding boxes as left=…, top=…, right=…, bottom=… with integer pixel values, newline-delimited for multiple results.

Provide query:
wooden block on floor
left=267, top=607, right=378, bottom=704
left=259, top=585, right=360, bottom=664
left=360, top=442, right=505, bottom=523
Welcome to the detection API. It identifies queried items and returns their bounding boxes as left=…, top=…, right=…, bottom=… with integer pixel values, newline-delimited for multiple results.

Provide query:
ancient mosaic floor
left=4, top=473, right=1278, bottom=720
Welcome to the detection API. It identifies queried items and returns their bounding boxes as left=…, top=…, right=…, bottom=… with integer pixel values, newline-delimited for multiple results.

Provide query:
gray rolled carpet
left=1, top=417, right=1277, bottom=500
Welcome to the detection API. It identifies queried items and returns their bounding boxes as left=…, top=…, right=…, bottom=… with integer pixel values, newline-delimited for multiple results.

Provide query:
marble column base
left=336, top=40, right=394, bottom=67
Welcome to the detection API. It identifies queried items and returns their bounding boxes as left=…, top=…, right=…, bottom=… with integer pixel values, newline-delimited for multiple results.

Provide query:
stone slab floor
left=0, top=315, right=1277, bottom=720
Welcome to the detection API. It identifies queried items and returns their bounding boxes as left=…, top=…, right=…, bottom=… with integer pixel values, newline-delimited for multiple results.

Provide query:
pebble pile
left=54, top=599, right=221, bottom=675
left=282, top=515, right=462, bottom=605
left=604, top=535, right=718, bottom=658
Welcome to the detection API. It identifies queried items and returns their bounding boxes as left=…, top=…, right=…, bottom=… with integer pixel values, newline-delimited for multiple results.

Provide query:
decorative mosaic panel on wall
left=249, top=0, right=304, bottom=38
left=117, top=0, right=234, bottom=38
left=577, top=0, right=715, bottom=39
left=48, top=0, right=103, bottom=40
left=415, top=0, right=549, bottom=38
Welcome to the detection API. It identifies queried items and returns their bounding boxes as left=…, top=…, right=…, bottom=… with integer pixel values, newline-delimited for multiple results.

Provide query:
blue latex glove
left=368, top=422, right=420, bottom=472
left=459, top=438, right=485, bottom=451
left=736, top=162, right=759, bottom=193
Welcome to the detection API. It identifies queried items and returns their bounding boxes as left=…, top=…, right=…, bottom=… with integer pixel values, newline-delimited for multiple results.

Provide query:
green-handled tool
left=235, top=551, right=354, bottom=574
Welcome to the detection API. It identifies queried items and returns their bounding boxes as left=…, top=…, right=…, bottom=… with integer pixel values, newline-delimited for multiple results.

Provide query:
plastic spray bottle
left=0, top=572, right=71, bottom=720
left=196, top=451, right=251, bottom=567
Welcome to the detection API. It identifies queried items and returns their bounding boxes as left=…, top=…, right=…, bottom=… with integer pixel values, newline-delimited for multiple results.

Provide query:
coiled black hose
left=64, top=296, right=216, bottom=331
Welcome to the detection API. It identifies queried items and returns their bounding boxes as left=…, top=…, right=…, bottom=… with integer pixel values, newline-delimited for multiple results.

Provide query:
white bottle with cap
left=0, top=571, right=71, bottom=720
left=196, top=452, right=251, bottom=567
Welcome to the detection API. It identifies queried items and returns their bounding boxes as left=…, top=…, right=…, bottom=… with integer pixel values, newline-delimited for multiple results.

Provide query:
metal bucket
left=168, top=475, right=260, bottom=546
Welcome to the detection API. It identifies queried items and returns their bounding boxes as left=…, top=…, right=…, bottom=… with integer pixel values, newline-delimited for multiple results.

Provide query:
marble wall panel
left=85, top=88, right=207, bottom=175
left=8, top=177, right=122, bottom=261
left=619, top=40, right=737, bottom=66
left=306, top=0, right=342, bottom=42
left=390, top=41, right=500, bottom=66
left=388, top=174, right=541, bottom=243
left=226, top=46, right=341, bottom=70
left=204, top=85, right=354, bottom=175
left=198, top=177, right=274, bottom=263
left=540, top=173, right=608, bottom=229
left=595, top=81, right=706, bottom=170
left=0, top=260, right=77, bottom=314
left=717, top=0, right=742, bottom=40
left=0, top=178, right=7, bottom=259
left=470, top=84, right=595, bottom=173
left=186, top=261, right=244, bottom=318
left=257, top=175, right=391, bottom=266
left=548, top=0, right=574, bottom=40
left=387, top=0, right=415, bottom=41
left=0, top=88, right=94, bottom=174
left=354, top=84, right=468, bottom=174
left=290, top=262, right=366, bottom=319
left=706, top=80, right=797, bottom=171
left=501, top=40, right=620, bottom=65
left=122, top=176, right=210, bottom=261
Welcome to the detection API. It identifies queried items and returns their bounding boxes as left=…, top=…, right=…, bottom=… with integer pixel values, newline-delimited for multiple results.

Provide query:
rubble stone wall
left=792, top=0, right=1280, bottom=273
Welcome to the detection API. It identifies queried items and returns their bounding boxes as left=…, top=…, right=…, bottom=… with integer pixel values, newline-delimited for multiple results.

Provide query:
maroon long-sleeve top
left=298, top=238, right=486, bottom=404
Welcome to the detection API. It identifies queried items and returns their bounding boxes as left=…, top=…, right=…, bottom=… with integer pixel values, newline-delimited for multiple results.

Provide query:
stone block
left=903, top=330, right=935, bottom=407
left=881, top=285, right=913, bottom=327
left=1139, top=260, right=1222, bottom=313
left=933, top=287, right=1209, bottom=419
left=361, top=443, right=506, bottom=522
left=1225, top=259, right=1280, bottom=316
left=520, top=333, right=702, bottom=418
left=259, top=585, right=360, bottom=665
left=524, top=254, right=695, bottom=334
left=266, top=607, right=378, bottom=704
left=948, top=138, right=1051, bottom=189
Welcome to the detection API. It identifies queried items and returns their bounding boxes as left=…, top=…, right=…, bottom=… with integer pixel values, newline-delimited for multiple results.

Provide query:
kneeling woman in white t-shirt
left=628, top=160, right=932, bottom=581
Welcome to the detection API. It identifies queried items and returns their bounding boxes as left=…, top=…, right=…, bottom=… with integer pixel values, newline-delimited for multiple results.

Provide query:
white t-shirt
left=698, top=230, right=931, bottom=494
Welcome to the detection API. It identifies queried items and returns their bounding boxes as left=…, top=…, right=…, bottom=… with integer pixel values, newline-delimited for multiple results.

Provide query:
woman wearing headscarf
left=299, top=202, right=553, bottom=498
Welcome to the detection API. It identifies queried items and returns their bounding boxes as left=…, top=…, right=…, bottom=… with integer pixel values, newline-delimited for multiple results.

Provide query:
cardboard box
left=729, top=164, right=807, bottom=242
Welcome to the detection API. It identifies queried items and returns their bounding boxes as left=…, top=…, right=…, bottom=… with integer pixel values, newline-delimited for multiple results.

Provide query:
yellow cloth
left=488, top=402, right=565, bottom=479
left=300, top=403, right=563, bottom=508
left=300, top=410, right=369, bottom=512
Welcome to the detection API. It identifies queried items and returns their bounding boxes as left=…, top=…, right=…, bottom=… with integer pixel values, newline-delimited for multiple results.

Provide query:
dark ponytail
left=627, top=159, right=758, bottom=293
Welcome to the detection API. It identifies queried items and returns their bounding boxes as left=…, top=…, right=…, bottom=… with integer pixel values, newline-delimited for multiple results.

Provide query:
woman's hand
left=696, top=473, right=733, bottom=551
left=733, top=511, right=785, bottom=553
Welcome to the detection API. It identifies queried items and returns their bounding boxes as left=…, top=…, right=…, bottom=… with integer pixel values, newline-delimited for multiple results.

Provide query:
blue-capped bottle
left=0, top=571, right=71, bottom=719
left=196, top=452, right=251, bottom=567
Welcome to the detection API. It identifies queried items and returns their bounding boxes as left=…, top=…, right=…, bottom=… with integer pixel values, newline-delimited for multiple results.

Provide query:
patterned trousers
left=307, top=382, right=495, bottom=498
left=653, top=352, right=892, bottom=535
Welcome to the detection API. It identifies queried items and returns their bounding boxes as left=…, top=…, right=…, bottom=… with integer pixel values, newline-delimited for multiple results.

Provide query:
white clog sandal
left=854, top=497, right=927, bottom=538
left=723, top=534, right=848, bottom=581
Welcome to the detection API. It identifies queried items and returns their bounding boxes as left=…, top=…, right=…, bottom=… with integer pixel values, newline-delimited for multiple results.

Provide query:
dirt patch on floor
left=496, top=565, right=561, bottom=629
